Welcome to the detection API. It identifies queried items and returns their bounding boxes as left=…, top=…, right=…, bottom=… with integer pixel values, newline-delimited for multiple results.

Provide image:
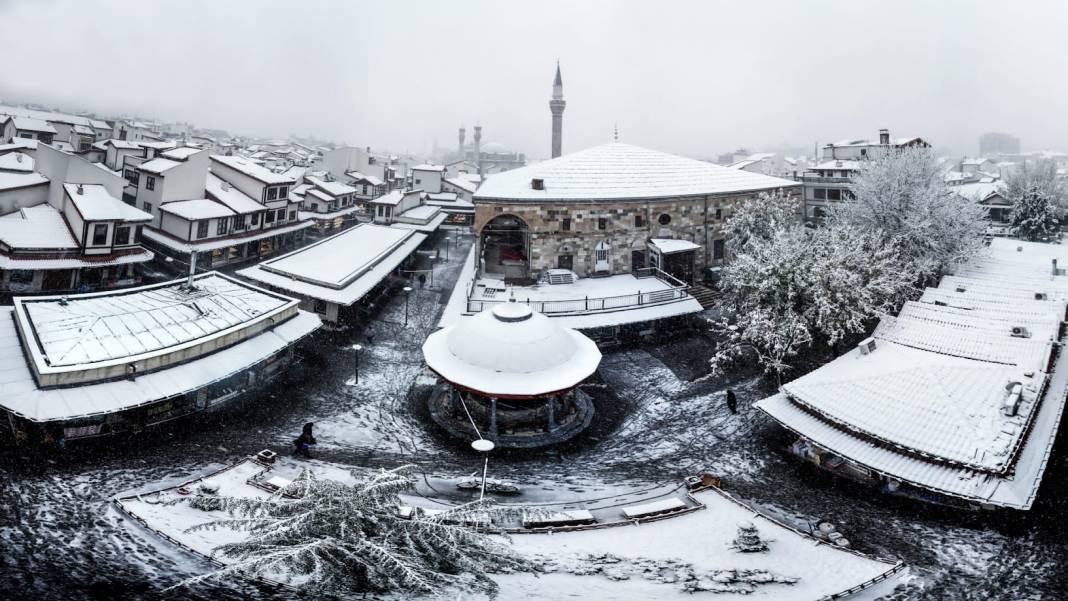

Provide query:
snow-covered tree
left=1004, top=159, right=1066, bottom=215
left=829, top=146, right=986, bottom=281
left=1010, top=186, right=1060, bottom=241
left=724, top=188, right=804, bottom=256
left=170, top=466, right=534, bottom=596
left=713, top=222, right=913, bottom=378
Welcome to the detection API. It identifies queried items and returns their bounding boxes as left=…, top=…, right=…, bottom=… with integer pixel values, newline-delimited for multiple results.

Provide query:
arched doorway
left=480, top=214, right=530, bottom=281
left=594, top=240, right=611, bottom=273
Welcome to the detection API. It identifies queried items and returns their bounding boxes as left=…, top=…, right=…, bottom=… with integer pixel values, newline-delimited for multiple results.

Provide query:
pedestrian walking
left=293, top=422, right=316, bottom=458
left=726, top=389, right=738, bottom=414
left=365, top=327, right=375, bottom=345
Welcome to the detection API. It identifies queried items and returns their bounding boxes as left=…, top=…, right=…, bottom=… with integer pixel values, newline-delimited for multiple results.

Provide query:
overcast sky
left=2, top=0, right=1066, bottom=159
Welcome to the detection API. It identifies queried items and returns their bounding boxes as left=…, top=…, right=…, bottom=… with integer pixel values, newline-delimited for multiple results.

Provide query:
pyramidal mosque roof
left=474, top=142, right=799, bottom=202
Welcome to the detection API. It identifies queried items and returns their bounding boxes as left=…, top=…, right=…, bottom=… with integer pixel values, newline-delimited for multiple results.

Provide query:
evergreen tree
left=169, top=466, right=535, bottom=596
left=1011, top=186, right=1060, bottom=241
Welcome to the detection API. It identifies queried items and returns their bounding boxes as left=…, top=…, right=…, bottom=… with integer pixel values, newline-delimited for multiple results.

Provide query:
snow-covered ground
left=2, top=232, right=1068, bottom=600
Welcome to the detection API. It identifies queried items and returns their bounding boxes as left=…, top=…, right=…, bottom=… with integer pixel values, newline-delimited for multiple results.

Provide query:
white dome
left=422, top=301, right=601, bottom=397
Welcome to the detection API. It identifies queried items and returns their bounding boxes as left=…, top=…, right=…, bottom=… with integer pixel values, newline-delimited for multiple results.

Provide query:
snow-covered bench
left=621, top=498, right=687, bottom=520
left=522, top=509, right=595, bottom=529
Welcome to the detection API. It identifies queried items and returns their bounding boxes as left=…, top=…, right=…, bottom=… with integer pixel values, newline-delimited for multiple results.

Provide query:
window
left=415, top=179, right=421, bottom=185
left=561, top=217, right=571, bottom=231
left=362, top=185, right=368, bottom=195
left=714, top=208, right=723, bottom=220
left=124, top=169, right=139, bottom=184
left=827, top=189, right=842, bottom=201
left=658, top=213, right=671, bottom=226
left=289, top=210, right=296, bottom=221
left=713, top=239, right=725, bottom=261
left=598, top=217, right=607, bottom=230
left=310, top=203, right=319, bottom=211
left=143, top=202, right=153, bottom=214
left=251, top=212, right=260, bottom=225
left=278, top=186, right=288, bottom=198
left=217, top=218, right=230, bottom=235
left=91, top=224, right=108, bottom=246
left=114, top=226, right=131, bottom=245
left=18, top=133, right=32, bottom=139
left=233, top=215, right=246, bottom=230
left=265, top=210, right=276, bottom=224
left=813, top=188, right=827, bottom=200
left=635, top=214, right=644, bottom=228
left=197, top=221, right=209, bottom=238
left=266, top=187, right=278, bottom=201
left=860, top=148, right=867, bottom=157
left=277, top=208, right=286, bottom=221
left=145, top=175, right=155, bottom=191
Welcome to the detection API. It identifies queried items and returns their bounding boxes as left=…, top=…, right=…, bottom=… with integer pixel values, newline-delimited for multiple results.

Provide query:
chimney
left=879, top=129, right=890, bottom=145
left=76, top=184, right=84, bottom=195
left=531, top=178, right=544, bottom=190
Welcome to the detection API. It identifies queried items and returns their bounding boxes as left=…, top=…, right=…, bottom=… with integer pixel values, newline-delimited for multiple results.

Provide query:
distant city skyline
left=1, top=0, right=1065, bottom=159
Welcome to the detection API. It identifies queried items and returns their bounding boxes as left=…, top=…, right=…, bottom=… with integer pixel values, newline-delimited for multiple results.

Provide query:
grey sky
left=2, top=0, right=1066, bottom=159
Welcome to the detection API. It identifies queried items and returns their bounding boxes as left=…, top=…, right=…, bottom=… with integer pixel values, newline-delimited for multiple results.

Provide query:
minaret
left=459, top=125, right=466, bottom=161
left=550, top=61, right=565, bottom=158
left=473, top=124, right=483, bottom=175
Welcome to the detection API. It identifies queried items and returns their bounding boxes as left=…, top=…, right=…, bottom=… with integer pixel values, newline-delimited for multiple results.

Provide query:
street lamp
left=444, top=236, right=452, bottom=262
left=347, top=343, right=362, bottom=386
left=471, top=438, right=495, bottom=502
left=402, top=286, right=413, bottom=327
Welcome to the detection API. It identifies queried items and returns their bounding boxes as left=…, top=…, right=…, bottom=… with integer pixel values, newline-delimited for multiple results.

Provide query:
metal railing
left=466, top=268, right=690, bottom=315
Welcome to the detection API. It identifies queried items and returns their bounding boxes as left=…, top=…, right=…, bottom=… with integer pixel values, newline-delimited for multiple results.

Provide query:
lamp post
left=348, top=343, right=362, bottom=386
left=402, top=286, right=413, bottom=327
left=444, top=236, right=452, bottom=262
left=471, top=438, right=495, bottom=502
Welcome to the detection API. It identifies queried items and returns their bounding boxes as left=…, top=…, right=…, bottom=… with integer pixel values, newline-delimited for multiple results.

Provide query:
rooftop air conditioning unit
left=1035, top=292, right=1048, bottom=300
left=1011, top=326, right=1032, bottom=338
left=857, top=337, right=877, bottom=355
left=1002, top=382, right=1023, bottom=417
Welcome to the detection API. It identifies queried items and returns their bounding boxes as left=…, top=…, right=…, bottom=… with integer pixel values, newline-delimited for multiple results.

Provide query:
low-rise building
left=1, top=116, right=57, bottom=145
left=0, top=272, right=321, bottom=442
left=237, top=222, right=426, bottom=326
left=292, top=174, right=360, bottom=236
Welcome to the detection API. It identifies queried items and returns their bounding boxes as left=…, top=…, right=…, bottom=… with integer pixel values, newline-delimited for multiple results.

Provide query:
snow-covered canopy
left=473, top=142, right=799, bottom=202
left=422, top=301, right=601, bottom=398
left=63, top=184, right=151, bottom=222
left=649, top=238, right=701, bottom=254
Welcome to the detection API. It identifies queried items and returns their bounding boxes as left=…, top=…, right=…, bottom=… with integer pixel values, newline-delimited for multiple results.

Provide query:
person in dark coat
left=293, top=422, right=316, bottom=458
left=726, top=389, right=738, bottom=414
left=365, top=327, right=375, bottom=345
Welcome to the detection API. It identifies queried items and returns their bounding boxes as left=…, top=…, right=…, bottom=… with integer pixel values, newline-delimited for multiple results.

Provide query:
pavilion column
left=546, top=396, right=556, bottom=432
left=489, top=397, right=498, bottom=439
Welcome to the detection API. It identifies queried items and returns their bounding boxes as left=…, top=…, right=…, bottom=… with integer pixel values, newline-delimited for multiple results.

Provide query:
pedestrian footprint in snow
left=293, top=422, right=317, bottom=458
left=726, top=389, right=738, bottom=414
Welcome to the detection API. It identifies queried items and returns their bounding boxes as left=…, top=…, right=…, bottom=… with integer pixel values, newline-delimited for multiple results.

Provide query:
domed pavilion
left=422, top=299, right=601, bottom=448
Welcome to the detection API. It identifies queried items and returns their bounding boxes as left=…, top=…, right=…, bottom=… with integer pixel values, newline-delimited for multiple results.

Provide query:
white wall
left=411, top=168, right=443, bottom=193
left=35, top=143, right=125, bottom=211
left=211, top=160, right=266, bottom=202
left=0, top=182, right=49, bottom=215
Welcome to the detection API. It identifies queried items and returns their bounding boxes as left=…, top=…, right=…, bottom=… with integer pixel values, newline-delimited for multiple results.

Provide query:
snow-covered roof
left=64, top=184, right=151, bottom=222
left=0, top=171, right=48, bottom=191
left=105, top=139, right=141, bottom=150
left=205, top=172, right=264, bottom=214
left=345, top=171, right=384, bottom=186
left=391, top=210, right=447, bottom=233
left=813, top=159, right=861, bottom=171
left=237, top=223, right=426, bottom=306
left=0, top=152, right=34, bottom=172
left=411, top=163, right=446, bottom=172
left=474, top=143, right=798, bottom=202
left=427, top=192, right=459, bottom=202
left=373, top=190, right=404, bottom=206
left=306, top=176, right=355, bottom=197
left=12, top=116, right=56, bottom=134
left=0, top=139, right=38, bottom=153
left=757, top=238, right=1068, bottom=508
left=304, top=188, right=333, bottom=202
left=211, top=155, right=294, bottom=185
left=0, top=304, right=319, bottom=422
left=423, top=301, right=601, bottom=397
left=0, top=204, right=79, bottom=250
left=953, top=181, right=1005, bottom=204
left=137, top=157, right=182, bottom=174
left=443, top=177, right=477, bottom=193
left=72, top=124, right=94, bottom=135
left=161, top=146, right=201, bottom=161
left=649, top=238, right=702, bottom=254
left=159, top=198, right=234, bottom=220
